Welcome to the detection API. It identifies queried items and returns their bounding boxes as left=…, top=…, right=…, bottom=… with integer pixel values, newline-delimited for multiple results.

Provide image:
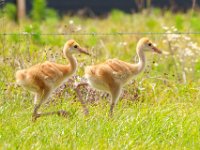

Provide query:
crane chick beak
left=78, top=47, right=91, bottom=56
left=152, top=46, right=162, bottom=54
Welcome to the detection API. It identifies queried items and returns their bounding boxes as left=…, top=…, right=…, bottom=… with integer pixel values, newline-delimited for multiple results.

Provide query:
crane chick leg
left=32, top=89, right=51, bottom=121
left=32, top=89, right=68, bottom=122
left=75, top=82, right=89, bottom=115
left=109, top=85, right=121, bottom=117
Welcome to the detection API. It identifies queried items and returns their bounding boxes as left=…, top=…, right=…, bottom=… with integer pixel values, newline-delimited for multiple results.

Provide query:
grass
left=1, top=9, right=200, bottom=149
left=1, top=93, right=200, bottom=149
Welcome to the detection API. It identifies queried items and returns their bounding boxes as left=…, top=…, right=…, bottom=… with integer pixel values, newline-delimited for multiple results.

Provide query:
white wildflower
left=166, top=30, right=171, bottom=34
left=184, top=67, right=188, bottom=71
left=119, top=42, right=127, bottom=46
left=184, top=48, right=194, bottom=56
left=76, top=25, right=82, bottom=31
left=183, top=36, right=191, bottom=41
left=162, top=39, right=167, bottom=43
left=123, top=42, right=127, bottom=46
left=154, top=63, right=158, bottom=67
left=162, top=26, right=169, bottom=30
left=188, top=42, right=199, bottom=50
left=69, top=20, right=74, bottom=25
left=173, top=28, right=178, bottom=32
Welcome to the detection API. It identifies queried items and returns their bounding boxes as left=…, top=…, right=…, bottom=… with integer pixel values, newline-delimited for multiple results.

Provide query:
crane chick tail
left=15, top=70, right=26, bottom=85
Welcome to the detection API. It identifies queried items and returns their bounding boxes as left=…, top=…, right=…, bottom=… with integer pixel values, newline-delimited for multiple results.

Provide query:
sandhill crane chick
left=84, top=37, right=162, bottom=116
left=16, top=39, right=90, bottom=121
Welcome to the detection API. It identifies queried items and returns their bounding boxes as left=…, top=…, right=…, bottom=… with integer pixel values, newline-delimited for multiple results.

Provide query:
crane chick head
left=63, top=39, right=90, bottom=56
left=137, top=37, right=162, bottom=54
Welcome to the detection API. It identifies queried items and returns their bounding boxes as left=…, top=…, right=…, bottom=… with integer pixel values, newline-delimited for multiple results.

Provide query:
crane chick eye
left=74, top=45, right=78, bottom=48
left=148, top=43, right=152, bottom=46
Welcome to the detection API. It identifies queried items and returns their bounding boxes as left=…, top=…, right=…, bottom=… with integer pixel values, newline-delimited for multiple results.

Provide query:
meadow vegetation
left=1, top=5, right=200, bottom=149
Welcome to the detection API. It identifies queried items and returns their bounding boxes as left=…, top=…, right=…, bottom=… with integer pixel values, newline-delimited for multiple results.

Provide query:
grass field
left=1, top=10, right=200, bottom=149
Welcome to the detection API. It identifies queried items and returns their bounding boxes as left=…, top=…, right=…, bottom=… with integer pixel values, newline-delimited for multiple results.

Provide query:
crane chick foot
left=32, top=113, right=41, bottom=122
left=57, top=110, right=69, bottom=118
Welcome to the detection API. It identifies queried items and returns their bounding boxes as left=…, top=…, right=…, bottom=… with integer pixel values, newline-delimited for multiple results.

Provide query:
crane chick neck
left=63, top=40, right=74, bottom=57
